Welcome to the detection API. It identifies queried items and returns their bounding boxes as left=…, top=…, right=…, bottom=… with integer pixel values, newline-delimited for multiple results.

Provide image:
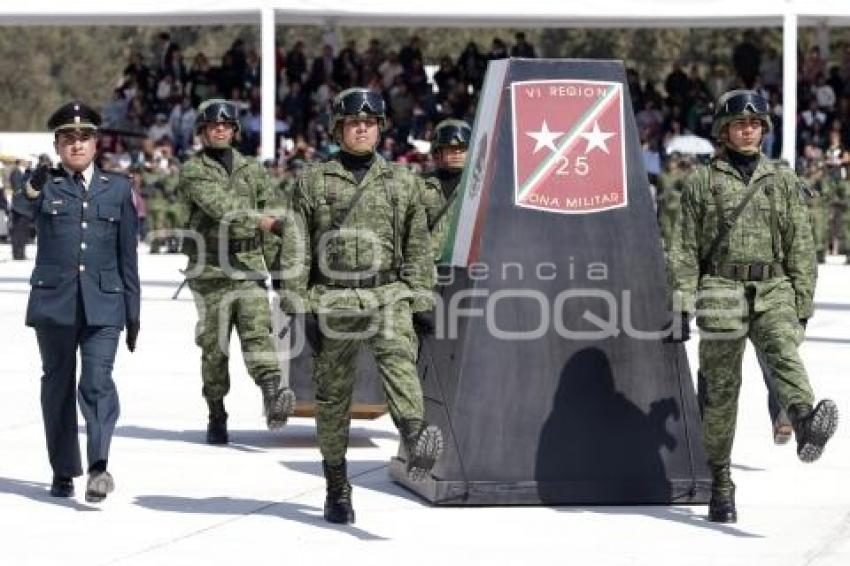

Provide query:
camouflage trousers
left=314, top=300, right=423, bottom=465
left=188, top=278, right=279, bottom=400
left=699, top=302, right=814, bottom=466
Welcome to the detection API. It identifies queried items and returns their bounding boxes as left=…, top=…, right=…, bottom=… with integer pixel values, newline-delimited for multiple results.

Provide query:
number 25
left=555, top=156, right=589, bottom=176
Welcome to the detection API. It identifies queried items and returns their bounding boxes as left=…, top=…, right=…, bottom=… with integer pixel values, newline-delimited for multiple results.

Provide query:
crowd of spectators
left=98, top=31, right=539, bottom=172
left=97, top=29, right=850, bottom=179
left=636, top=34, right=850, bottom=179
left=9, top=31, right=850, bottom=253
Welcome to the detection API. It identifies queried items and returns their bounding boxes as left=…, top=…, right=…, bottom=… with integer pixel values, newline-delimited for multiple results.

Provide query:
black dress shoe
left=85, top=470, right=115, bottom=503
left=50, top=476, right=74, bottom=498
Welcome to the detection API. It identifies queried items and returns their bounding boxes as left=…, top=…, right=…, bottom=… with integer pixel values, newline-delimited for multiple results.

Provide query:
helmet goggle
left=335, top=90, right=386, bottom=118
left=201, top=102, right=238, bottom=124
left=721, top=91, right=768, bottom=115
left=433, top=123, right=472, bottom=149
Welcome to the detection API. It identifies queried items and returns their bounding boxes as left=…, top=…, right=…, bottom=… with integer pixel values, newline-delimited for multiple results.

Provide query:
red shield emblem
left=511, top=79, right=627, bottom=214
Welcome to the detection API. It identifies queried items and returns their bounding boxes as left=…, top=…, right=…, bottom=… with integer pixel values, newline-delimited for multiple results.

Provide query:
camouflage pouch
left=695, top=276, right=747, bottom=333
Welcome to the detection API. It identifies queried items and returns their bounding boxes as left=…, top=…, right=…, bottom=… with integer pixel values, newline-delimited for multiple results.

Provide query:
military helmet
left=195, top=99, right=240, bottom=133
left=711, top=89, right=772, bottom=139
left=330, top=88, right=386, bottom=132
left=431, top=119, right=472, bottom=153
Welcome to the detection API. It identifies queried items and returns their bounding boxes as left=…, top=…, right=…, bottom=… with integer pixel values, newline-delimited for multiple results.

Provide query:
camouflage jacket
left=263, top=177, right=296, bottom=276
left=177, top=148, right=275, bottom=279
left=279, top=154, right=433, bottom=313
left=657, top=171, right=686, bottom=252
left=667, top=153, right=817, bottom=325
left=419, top=171, right=462, bottom=263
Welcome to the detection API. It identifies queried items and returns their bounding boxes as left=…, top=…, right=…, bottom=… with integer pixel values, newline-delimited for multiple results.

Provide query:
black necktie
left=73, top=172, right=85, bottom=192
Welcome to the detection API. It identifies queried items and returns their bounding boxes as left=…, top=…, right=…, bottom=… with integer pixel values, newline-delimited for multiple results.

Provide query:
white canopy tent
left=0, top=1, right=847, bottom=161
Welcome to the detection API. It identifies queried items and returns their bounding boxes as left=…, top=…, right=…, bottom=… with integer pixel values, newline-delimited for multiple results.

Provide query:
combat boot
left=206, top=399, right=228, bottom=444
left=789, top=400, right=839, bottom=463
left=816, top=250, right=826, bottom=264
left=259, top=375, right=296, bottom=430
left=399, top=418, right=444, bottom=481
left=322, top=460, right=355, bottom=524
left=708, top=464, right=737, bottom=523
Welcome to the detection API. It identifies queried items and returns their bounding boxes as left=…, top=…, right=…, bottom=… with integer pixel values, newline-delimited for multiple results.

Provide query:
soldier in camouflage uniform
left=144, top=174, right=167, bottom=253
left=276, top=88, right=442, bottom=524
left=414, top=119, right=471, bottom=336
left=161, top=159, right=186, bottom=252
left=667, top=90, right=839, bottom=523
left=662, top=155, right=794, bottom=445
left=837, top=169, right=850, bottom=261
left=263, top=160, right=306, bottom=274
left=657, top=153, right=691, bottom=254
left=177, top=99, right=295, bottom=445
left=420, top=119, right=472, bottom=262
left=804, top=160, right=829, bottom=264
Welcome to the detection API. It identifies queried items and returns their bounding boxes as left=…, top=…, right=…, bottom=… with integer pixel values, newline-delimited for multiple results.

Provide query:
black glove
left=667, top=312, right=691, bottom=343
left=413, top=311, right=436, bottom=336
left=303, top=313, right=322, bottom=352
left=28, top=165, right=50, bottom=193
left=126, top=320, right=140, bottom=352
left=799, top=318, right=808, bottom=330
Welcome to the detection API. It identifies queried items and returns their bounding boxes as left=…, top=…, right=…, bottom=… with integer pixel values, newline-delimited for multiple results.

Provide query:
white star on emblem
left=579, top=121, right=615, bottom=154
left=526, top=120, right=563, bottom=154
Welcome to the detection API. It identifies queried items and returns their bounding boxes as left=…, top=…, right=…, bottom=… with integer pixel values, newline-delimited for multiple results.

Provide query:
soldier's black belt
left=706, top=262, right=785, bottom=281
left=314, top=270, right=399, bottom=288
left=225, top=235, right=262, bottom=253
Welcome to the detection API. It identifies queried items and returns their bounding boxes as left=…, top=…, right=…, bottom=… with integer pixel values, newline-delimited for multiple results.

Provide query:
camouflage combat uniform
left=178, top=149, right=282, bottom=401
left=419, top=172, right=462, bottom=263
left=836, top=173, right=850, bottom=256
left=669, top=89, right=839, bottom=524
left=804, top=168, right=830, bottom=262
left=279, top=154, right=434, bottom=465
left=668, top=153, right=818, bottom=469
left=657, top=169, right=686, bottom=253
left=670, top=156, right=817, bottom=464
left=143, top=171, right=167, bottom=252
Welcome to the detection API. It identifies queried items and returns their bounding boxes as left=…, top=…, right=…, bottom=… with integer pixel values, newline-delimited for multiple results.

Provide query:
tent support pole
left=261, top=6, right=276, bottom=162
left=782, top=11, right=798, bottom=166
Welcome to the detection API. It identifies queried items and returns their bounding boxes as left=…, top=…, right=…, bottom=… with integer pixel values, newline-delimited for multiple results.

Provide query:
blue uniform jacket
left=13, top=167, right=140, bottom=328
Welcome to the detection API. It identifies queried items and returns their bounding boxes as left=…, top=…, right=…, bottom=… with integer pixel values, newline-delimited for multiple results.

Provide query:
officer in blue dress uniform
left=12, top=102, right=140, bottom=503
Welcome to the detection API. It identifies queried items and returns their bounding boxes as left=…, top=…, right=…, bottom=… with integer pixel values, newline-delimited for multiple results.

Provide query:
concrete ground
left=0, top=243, right=847, bottom=566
